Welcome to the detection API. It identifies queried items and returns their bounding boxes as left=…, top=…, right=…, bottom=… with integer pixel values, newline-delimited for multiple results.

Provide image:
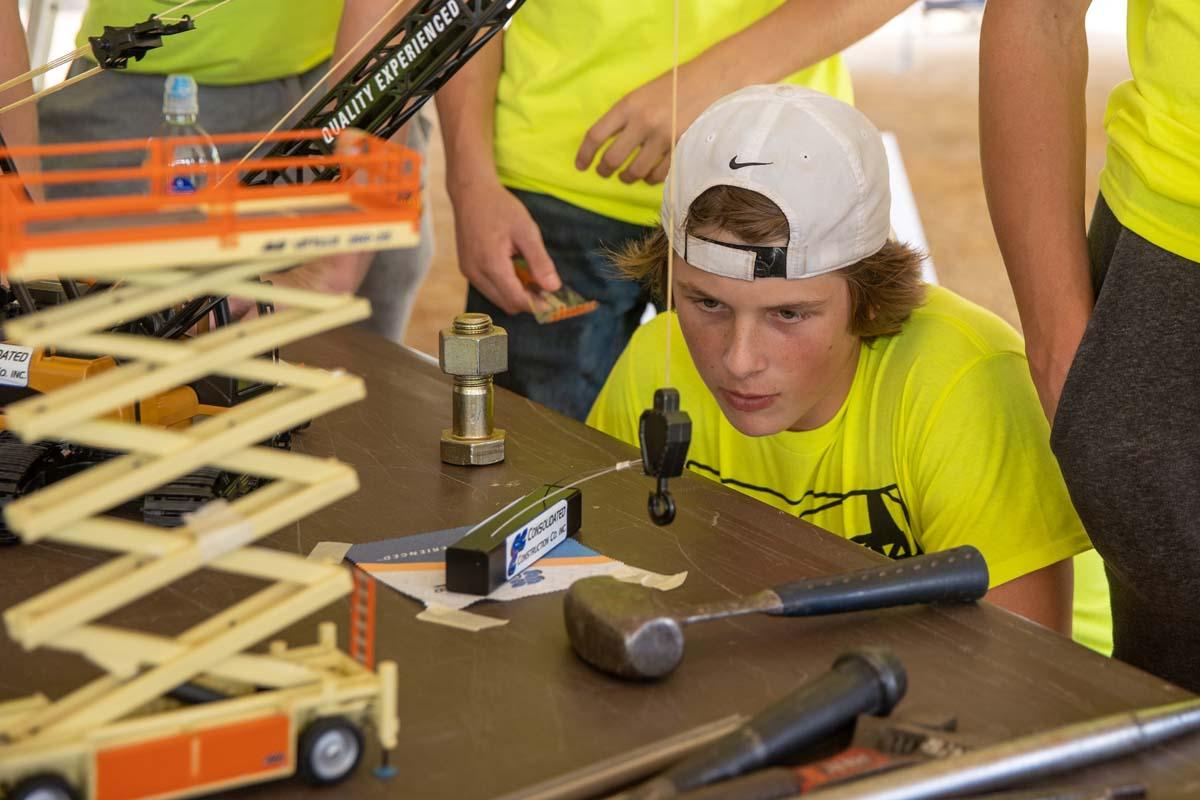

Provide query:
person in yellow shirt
left=588, top=85, right=1110, bottom=648
left=436, top=0, right=914, bottom=421
left=34, top=0, right=427, bottom=343
left=980, top=1, right=1200, bottom=688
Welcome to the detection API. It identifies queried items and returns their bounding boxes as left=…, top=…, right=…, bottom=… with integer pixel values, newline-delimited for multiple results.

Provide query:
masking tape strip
left=417, top=603, right=509, bottom=632
left=309, top=540, right=353, bottom=564
left=611, top=567, right=688, bottom=592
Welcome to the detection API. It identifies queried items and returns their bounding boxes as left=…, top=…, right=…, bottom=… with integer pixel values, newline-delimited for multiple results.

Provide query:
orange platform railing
left=0, top=130, right=421, bottom=273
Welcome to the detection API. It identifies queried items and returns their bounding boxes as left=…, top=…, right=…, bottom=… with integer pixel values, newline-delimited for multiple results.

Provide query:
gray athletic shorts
left=1052, top=194, right=1200, bottom=691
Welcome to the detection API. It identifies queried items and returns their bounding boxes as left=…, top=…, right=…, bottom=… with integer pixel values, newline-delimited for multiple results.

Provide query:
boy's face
left=672, top=230, right=861, bottom=437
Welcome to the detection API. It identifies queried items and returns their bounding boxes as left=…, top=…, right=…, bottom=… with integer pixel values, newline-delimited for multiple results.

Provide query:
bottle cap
left=163, top=73, right=199, bottom=116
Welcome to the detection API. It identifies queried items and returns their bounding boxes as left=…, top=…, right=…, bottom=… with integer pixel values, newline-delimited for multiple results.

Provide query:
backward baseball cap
left=662, top=84, right=891, bottom=281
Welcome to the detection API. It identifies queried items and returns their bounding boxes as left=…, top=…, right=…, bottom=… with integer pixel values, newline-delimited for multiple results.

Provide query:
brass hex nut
left=439, top=325, right=509, bottom=377
left=441, top=429, right=506, bottom=466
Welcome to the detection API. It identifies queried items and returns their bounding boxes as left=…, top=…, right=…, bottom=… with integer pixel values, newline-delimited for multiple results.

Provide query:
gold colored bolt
left=439, top=313, right=507, bottom=465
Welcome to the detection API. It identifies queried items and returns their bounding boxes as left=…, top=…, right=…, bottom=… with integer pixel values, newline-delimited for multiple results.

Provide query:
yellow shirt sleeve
left=586, top=327, right=651, bottom=448
left=908, top=352, right=1092, bottom=587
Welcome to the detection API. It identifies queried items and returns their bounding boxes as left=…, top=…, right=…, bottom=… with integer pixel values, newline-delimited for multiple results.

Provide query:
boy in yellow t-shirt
left=437, top=0, right=914, bottom=422
left=588, top=85, right=1110, bottom=650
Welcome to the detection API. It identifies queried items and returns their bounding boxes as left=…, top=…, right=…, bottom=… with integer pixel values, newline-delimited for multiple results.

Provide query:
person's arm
left=268, top=0, right=416, bottom=298
left=0, top=1, right=40, bottom=183
left=436, top=32, right=560, bottom=313
left=333, top=0, right=412, bottom=70
left=577, top=0, right=914, bottom=185
left=987, top=559, right=1074, bottom=634
left=980, top=0, right=1093, bottom=421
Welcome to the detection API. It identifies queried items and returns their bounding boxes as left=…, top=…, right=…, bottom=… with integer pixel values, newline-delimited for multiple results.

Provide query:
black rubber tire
left=296, top=716, right=364, bottom=786
left=142, top=467, right=222, bottom=527
left=143, top=467, right=273, bottom=528
left=8, top=773, right=79, bottom=800
left=0, top=434, right=63, bottom=546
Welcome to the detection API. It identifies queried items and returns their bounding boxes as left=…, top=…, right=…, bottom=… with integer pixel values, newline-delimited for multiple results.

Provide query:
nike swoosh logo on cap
left=729, top=156, right=773, bottom=170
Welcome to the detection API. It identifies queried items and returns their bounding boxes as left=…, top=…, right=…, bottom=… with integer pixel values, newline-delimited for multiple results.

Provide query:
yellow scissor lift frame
left=0, top=131, right=415, bottom=800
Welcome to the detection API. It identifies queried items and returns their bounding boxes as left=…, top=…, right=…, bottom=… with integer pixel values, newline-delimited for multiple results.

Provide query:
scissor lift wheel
left=297, top=716, right=364, bottom=786
left=7, top=773, right=79, bottom=800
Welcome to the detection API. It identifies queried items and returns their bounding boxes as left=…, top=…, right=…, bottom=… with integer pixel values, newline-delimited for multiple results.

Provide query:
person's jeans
left=466, top=189, right=653, bottom=421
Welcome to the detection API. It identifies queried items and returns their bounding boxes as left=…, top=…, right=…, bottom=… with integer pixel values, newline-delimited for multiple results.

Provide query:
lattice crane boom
left=244, top=0, right=524, bottom=186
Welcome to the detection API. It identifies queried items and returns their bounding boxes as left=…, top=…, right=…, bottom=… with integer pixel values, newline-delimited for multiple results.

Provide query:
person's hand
left=450, top=180, right=559, bottom=315
left=227, top=252, right=371, bottom=319
left=575, top=69, right=713, bottom=186
left=269, top=253, right=369, bottom=294
left=227, top=295, right=259, bottom=320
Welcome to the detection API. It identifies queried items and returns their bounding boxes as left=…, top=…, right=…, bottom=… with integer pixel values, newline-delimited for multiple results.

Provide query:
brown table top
left=2, top=327, right=1196, bottom=800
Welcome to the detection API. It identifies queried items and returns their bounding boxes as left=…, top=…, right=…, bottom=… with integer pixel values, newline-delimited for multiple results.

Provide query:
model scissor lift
left=0, top=132, right=416, bottom=800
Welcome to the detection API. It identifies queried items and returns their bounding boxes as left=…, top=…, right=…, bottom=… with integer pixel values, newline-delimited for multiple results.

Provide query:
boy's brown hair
left=613, top=186, right=927, bottom=340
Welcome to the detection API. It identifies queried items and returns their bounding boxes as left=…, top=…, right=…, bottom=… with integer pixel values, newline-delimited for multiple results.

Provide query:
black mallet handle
left=768, top=546, right=989, bottom=617
left=624, top=649, right=907, bottom=799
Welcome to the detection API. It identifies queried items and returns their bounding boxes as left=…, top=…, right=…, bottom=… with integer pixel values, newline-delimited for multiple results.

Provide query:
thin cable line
left=484, top=460, right=640, bottom=540
left=664, top=0, right=681, bottom=385
left=0, top=0, right=222, bottom=117
left=0, top=66, right=100, bottom=115
left=161, top=0, right=238, bottom=22
left=154, top=0, right=207, bottom=19
left=0, top=47, right=87, bottom=95
left=219, top=0, right=408, bottom=185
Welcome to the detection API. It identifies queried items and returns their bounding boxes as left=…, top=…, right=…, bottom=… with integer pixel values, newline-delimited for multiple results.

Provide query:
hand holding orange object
left=449, top=179, right=561, bottom=315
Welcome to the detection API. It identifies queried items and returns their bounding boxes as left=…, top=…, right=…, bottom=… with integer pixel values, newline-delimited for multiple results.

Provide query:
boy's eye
left=775, top=308, right=811, bottom=322
left=695, top=297, right=723, bottom=311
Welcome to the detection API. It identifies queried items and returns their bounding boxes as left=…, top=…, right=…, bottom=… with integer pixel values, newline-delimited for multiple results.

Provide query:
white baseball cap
left=663, top=84, right=891, bottom=281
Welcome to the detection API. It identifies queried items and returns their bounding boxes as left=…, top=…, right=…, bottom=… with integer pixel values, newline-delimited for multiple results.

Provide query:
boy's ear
left=867, top=305, right=878, bottom=321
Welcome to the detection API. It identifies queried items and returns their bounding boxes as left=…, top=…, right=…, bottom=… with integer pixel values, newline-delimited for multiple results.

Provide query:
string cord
left=219, top=0, right=409, bottom=184
left=483, top=460, right=641, bottom=540
left=663, top=0, right=680, bottom=385
left=0, top=0, right=233, bottom=117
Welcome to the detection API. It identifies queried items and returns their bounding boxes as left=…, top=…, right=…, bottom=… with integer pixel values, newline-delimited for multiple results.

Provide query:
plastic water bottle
left=156, top=74, right=219, bottom=193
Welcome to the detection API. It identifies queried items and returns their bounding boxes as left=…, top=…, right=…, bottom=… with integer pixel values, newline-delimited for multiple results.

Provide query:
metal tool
left=492, top=714, right=749, bottom=800
left=565, top=546, right=989, bottom=680
left=672, top=765, right=876, bottom=800
left=639, top=388, right=691, bottom=525
left=439, top=312, right=507, bottom=465
left=852, top=712, right=970, bottom=760
left=960, top=785, right=1145, bottom=800
left=798, top=698, right=1200, bottom=800
left=619, top=649, right=906, bottom=800
left=666, top=715, right=973, bottom=799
